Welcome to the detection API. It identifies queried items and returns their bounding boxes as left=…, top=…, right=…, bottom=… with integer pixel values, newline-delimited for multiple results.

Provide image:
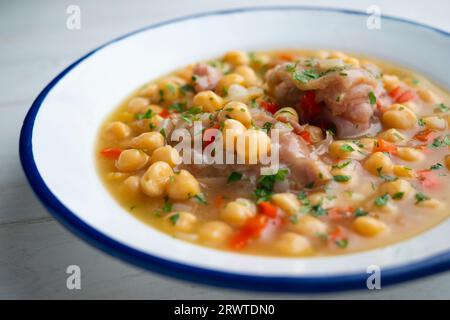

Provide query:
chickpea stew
left=97, top=50, right=450, bottom=257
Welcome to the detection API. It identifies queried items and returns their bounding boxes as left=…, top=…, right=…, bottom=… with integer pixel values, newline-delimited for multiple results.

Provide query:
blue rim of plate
left=19, top=6, right=450, bottom=293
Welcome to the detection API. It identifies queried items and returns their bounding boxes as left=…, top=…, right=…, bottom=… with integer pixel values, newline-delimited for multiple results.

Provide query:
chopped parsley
left=332, top=160, right=351, bottom=170
left=339, top=144, right=355, bottom=152
left=253, top=169, right=289, bottom=202
left=180, top=84, right=195, bottom=94
left=169, top=213, right=180, bottom=225
left=166, top=83, right=176, bottom=94
left=430, top=163, right=443, bottom=170
left=297, top=190, right=308, bottom=201
left=311, top=203, right=327, bottom=216
left=135, top=108, right=153, bottom=120
left=168, top=102, right=186, bottom=113
left=162, top=197, right=172, bottom=213
left=160, top=128, right=166, bottom=139
left=418, top=118, right=425, bottom=126
left=262, top=122, right=273, bottom=132
left=354, top=208, right=369, bottom=217
left=285, top=63, right=320, bottom=84
left=193, top=193, right=208, bottom=205
left=392, top=192, right=405, bottom=200
left=227, top=171, right=243, bottom=183
left=333, top=175, right=351, bottom=182
left=376, top=167, right=397, bottom=182
left=289, top=215, right=299, bottom=225
left=335, top=239, right=349, bottom=249
left=374, top=193, right=390, bottom=207
left=415, top=192, right=430, bottom=204
left=368, top=91, right=377, bottom=106
left=437, top=103, right=450, bottom=113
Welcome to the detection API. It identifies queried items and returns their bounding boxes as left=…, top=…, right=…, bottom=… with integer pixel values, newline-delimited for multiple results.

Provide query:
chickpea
left=166, top=211, right=197, bottom=232
left=364, top=152, right=393, bottom=176
left=220, top=198, right=256, bottom=227
left=234, top=65, right=260, bottom=86
left=249, top=52, right=270, bottom=69
left=132, top=132, right=165, bottom=153
left=382, top=75, right=400, bottom=92
left=271, top=193, right=300, bottom=215
left=315, top=50, right=330, bottom=59
left=445, top=155, right=450, bottom=171
left=218, top=101, right=252, bottom=127
left=235, top=129, right=271, bottom=164
left=216, top=73, right=245, bottom=96
left=378, top=129, right=405, bottom=144
left=329, top=51, right=348, bottom=59
left=290, top=215, right=328, bottom=237
left=276, top=232, right=311, bottom=255
left=104, top=121, right=131, bottom=140
left=140, top=161, right=174, bottom=197
left=127, top=97, right=149, bottom=113
left=416, top=198, right=443, bottom=209
left=393, top=165, right=415, bottom=178
left=274, top=107, right=299, bottom=123
left=222, top=118, right=247, bottom=152
left=139, top=83, right=159, bottom=100
left=107, top=172, right=129, bottom=181
left=150, top=145, right=181, bottom=168
left=417, top=88, right=439, bottom=104
left=396, top=147, right=424, bottom=162
left=132, top=115, right=164, bottom=134
left=166, top=169, right=201, bottom=200
left=308, top=192, right=336, bottom=209
left=192, top=90, right=224, bottom=112
left=341, top=191, right=366, bottom=207
left=352, top=216, right=387, bottom=237
left=159, top=78, right=181, bottom=101
left=359, top=138, right=377, bottom=152
left=422, top=116, right=447, bottom=131
left=175, top=64, right=194, bottom=82
left=329, top=141, right=362, bottom=159
left=223, top=50, right=249, bottom=66
left=304, top=125, right=324, bottom=143
left=198, top=221, right=233, bottom=245
left=379, top=179, right=412, bottom=200
left=123, top=175, right=140, bottom=193
left=344, top=57, right=360, bottom=67
left=116, top=149, right=149, bottom=172
left=382, top=104, right=417, bottom=130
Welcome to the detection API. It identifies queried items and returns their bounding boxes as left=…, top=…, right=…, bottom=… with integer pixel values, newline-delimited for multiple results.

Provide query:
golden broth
left=96, top=50, right=450, bottom=257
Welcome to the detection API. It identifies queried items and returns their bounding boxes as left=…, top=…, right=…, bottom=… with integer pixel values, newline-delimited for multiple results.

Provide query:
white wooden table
left=2, top=0, right=450, bottom=299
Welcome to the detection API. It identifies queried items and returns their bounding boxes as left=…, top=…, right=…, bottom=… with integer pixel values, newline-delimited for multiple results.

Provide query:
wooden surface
left=2, top=0, right=450, bottom=299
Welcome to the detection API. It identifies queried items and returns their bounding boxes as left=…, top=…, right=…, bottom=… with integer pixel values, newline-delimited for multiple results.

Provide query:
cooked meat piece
left=278, top=132, right=331, bottom=189
left=265, top=64, right=303, bottom=106
left=193, top=63, right=222, bottom=92
left=265, top=61, right=391, bottom=138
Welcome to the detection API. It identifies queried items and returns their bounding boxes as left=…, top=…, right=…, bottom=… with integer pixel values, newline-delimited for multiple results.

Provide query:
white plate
left=20, top=6, right=450, bottom=292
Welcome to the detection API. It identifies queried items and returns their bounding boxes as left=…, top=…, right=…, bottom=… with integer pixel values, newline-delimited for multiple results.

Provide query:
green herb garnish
left=169, top=213, right=180, bottom=225
left=193, top=193, right=208, bottom=205
left=333, top=175, right=351, bottom=182
left=227, top=171, right=243, bottom=183
left=415, top=192, right=430, bottom=204
left=368, top=91, right=377, bottom=106
left=374, top=193, right=390, bottom=207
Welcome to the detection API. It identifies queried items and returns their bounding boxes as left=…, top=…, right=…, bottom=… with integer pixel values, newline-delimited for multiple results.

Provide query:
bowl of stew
left=20, top=7, right=450, bottom=292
